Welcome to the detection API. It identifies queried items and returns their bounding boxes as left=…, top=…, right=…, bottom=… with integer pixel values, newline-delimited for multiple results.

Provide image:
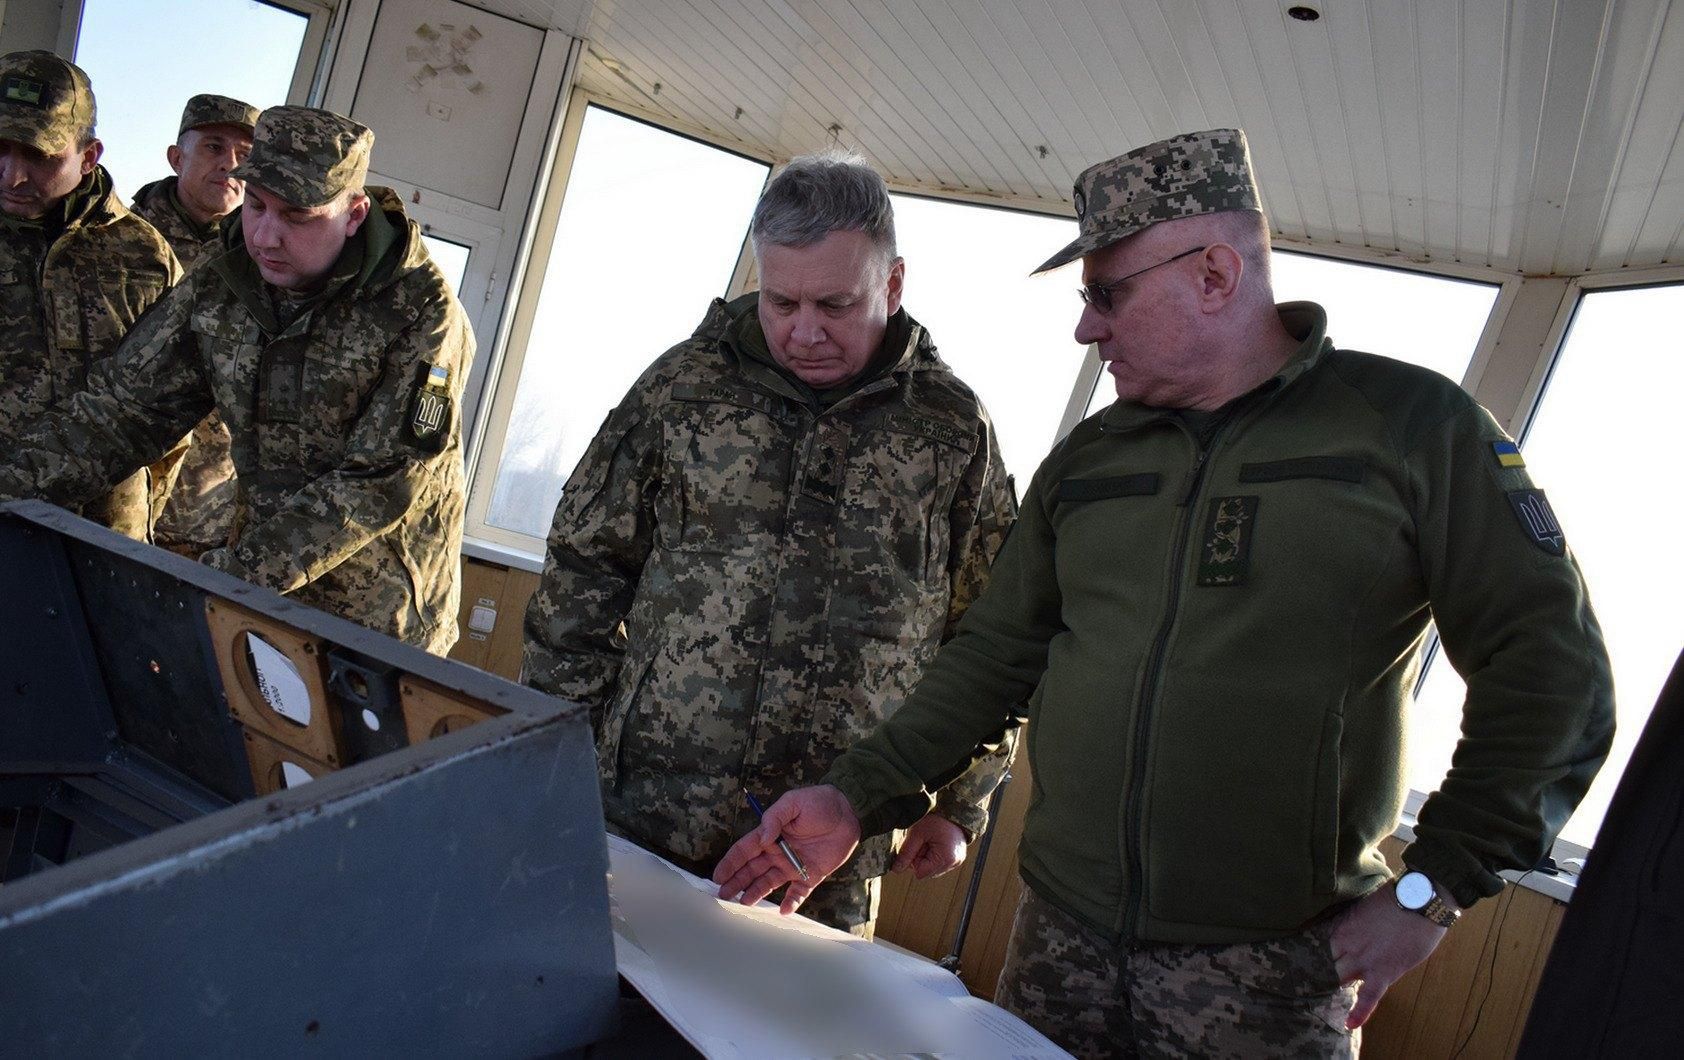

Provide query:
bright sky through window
left=1411, top=283, right=1684, bottom=850
left=74, top=0, right=307, bottom=200
left=483, top=107, right=768, bottom=539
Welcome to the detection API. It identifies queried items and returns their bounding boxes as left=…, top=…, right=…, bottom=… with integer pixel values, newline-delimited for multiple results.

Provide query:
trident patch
left=405, top=363, right=452, bottom=453
left=1507, top=489, right=1564, bottom=556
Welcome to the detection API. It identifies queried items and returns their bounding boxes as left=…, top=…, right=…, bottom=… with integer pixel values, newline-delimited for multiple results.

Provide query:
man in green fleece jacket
left=716, top=129, right=1614, bottom=1057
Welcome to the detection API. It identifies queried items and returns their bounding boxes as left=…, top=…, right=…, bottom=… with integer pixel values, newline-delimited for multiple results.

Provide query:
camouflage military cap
left=0, top=50, right=95, bottom=155
left=178, top=93, right=259, bottom=137
left=1032, top=129, right=1260, bottom=274
left=230, top=105, right=372, bottom=208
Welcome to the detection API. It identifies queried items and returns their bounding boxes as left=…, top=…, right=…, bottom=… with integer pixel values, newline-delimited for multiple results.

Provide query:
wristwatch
left=1394, top=871, right=1460, bottom=928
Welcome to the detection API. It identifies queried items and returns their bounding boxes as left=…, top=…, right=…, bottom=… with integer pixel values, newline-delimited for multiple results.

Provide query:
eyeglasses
left=1078, top=246, right=1208, bottom=312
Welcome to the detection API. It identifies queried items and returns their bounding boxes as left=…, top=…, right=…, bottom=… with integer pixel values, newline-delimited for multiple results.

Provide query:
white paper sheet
left=607, top=835, right=1072, bottom=1059
left=245, top=633, right=312, bottom=727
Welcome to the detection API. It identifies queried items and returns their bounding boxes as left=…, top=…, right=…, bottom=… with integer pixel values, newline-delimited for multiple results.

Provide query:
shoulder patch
left=1507, top=489, right=1564, bottom=556
left=1491, top=440, right=1526, bottom=469
left=405, top=362, right=453, bottom=453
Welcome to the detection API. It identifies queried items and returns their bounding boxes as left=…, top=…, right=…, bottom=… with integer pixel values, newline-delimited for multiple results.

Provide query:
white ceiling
left=474, top=0, right=1684, bottom=277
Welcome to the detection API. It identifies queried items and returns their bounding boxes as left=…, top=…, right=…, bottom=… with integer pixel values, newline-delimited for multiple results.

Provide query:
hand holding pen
left=716, top=785, right=864, bottom=916
left=743, top=787, right=809, bottom=881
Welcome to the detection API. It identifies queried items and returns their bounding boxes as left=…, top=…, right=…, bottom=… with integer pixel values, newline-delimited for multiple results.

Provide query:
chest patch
left=1197, top=495, right=1259, bottom=587
left=1507, top=489, right=1564, bottom=556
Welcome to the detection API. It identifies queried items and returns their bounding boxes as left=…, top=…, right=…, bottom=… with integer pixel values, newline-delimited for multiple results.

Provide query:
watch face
left=1395, top=871, right=1434, bottom=910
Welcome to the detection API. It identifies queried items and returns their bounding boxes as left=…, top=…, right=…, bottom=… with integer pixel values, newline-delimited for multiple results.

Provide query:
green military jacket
left=524, top=295, right=1020, bottom=926
left=0, top=188, right=473, bottom=654
left=827, top=302, right=1614, bottom=944
left=132, top=176, right=237, bottom=554
left=0, top=165, right=181, bottom=539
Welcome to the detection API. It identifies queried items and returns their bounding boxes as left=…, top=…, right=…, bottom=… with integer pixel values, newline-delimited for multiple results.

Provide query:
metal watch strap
left=1417, top=893, right=1460, bottom=928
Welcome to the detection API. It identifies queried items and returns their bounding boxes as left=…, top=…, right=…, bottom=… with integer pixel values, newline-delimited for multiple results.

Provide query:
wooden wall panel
left=448, top=558, right=541, bottom=681
left=877, top=743, right=1034, bottom=997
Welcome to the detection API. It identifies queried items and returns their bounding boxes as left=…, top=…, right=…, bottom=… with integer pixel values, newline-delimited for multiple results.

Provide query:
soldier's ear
left=79, top=138, right=102, bottom=177
left=342, top=191, right=371, bottom=236
left=166, top=143, right=184, bottom=175
left=885, top=255, right=905, bottom=317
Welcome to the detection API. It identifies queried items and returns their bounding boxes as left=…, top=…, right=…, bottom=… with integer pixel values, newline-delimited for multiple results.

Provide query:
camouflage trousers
left=995, top=886, right=1358, bottom=1059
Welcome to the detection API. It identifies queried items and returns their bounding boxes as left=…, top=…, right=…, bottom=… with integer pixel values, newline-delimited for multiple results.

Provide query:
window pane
left=74, top=0, right=308, bottom=200
left=420, top=234, right=470, bottom=301
left=1084, top=250, right=1501, bottom=418
left=483, top=107, right=768, bottom=538
left=1269, top=251, right=1498, bottom=385
left=888, top=195, right=1082, bottom=486
left=1412, top=284, right=1684, bottom=849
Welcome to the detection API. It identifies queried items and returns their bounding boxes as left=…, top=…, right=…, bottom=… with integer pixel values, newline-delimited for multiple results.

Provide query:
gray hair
left=751, top=151, right=897, bottom=261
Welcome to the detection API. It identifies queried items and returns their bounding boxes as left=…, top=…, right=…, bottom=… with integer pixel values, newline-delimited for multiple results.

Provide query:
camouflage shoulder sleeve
left=929, top=401, right=1023, bottom=837
left=521, top=369, right=667, bottom=730
left=207, top=280, right=475, bottom=593
left=0, top=280, right=211, bottom=507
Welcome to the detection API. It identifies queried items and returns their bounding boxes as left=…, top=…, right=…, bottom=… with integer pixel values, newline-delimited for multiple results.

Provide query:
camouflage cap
left=0, top=50, right=95, bottom=156
left=1032, top=128, right=1261, bottom=274
left=230, top=105, right=372, bottom=208
left=178, top=93, right=259, bottom=137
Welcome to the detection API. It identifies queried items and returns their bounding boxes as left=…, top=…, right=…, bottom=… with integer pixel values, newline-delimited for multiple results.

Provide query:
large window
left=1411, top=282, right=1684, bottom=850
left=476, top=106, right=769, bottom=542
left=73, top=0, right=312, bottom=199
left=888, top=195, right=1080, bottom=486
left=1085, top=250, right=1501, bottom=417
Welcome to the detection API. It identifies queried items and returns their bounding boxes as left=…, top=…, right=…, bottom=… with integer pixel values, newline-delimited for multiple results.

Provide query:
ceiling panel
left=500, top=0, right=1684, bottom=275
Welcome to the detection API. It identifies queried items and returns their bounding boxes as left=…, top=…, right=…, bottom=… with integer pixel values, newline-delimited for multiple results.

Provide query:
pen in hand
left=742, top=787, right=810, bottom=882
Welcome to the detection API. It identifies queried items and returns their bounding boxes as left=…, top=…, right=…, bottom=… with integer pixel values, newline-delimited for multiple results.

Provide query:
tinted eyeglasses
left=1079, top=246, right=1208, bottom=312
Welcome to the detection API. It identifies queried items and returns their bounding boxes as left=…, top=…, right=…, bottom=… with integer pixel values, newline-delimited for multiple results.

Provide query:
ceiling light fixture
left=1287, top=6, right=1321, bottom=21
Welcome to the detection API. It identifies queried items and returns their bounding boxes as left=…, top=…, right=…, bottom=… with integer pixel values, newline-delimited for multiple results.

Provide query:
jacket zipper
left=732, top=376, right=899, bottom=792
left=1120, top=415, right=1229, bottom=942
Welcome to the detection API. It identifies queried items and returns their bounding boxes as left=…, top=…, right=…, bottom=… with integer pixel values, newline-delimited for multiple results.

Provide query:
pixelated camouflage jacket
left=132, top=176, right=237, bottom=553
left=0, top=187, right=473, bottom=654
left=524, top=295, right=1021, bottom=903
left=827, top=302, right=1613, bottom=945
left=0, top=164, right=181, bottom=540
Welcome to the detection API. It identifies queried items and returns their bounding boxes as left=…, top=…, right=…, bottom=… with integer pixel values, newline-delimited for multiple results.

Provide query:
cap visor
left=1031, top=229, right=1121, bottom=276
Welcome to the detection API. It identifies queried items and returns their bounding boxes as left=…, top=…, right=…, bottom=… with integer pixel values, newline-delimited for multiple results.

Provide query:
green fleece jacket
left=826, top=301, right=1614, bottom=945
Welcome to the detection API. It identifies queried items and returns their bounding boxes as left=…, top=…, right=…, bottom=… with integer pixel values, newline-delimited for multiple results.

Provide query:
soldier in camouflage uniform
left=132, top=94, right=260, bottom=558
left=0, top=106, right=473, bottom=654
left=719, top=130, right=1613, bottom=1057
left=523, top=153, right=1020, bottom=935
left=0, top=50, right=181, bottom=541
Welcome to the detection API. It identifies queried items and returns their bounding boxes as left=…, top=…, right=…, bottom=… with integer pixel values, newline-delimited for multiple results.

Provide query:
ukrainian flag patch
left=3, top=76, right=43, bottom=106
left=1491, top=440, right=1526, bottom=469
